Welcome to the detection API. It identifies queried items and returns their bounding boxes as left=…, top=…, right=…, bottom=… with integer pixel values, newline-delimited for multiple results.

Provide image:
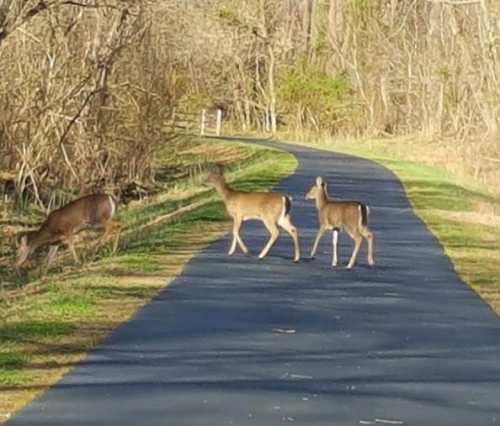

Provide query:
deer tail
left=359, top=203, right=369, bottom=228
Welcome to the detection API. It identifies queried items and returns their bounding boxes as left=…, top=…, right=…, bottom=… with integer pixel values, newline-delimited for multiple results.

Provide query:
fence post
left=200, top=109, right=206, bottom=136
left=170, top=107, right=176, bottom=132
left=264, top=108, right=270, bottom=132
left=216, top=109, right=222, bottom=136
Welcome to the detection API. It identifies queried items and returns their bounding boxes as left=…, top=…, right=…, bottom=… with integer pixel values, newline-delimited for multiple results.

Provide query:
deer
left=15, top=193, right=120, bottom=273
left=305, top=176, right=374, bottom=269
left=206, top=166, right=300, bottom=262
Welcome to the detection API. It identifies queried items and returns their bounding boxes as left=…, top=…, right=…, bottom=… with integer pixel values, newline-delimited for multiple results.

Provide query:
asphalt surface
left=9, top=139, right=500, bottom=425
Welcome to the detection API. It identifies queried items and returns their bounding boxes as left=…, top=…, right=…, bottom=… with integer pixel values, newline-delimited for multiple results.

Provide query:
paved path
left=9, top=139, right=500, bottom=425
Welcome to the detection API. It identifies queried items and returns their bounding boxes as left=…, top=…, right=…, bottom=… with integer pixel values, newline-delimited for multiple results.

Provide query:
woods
left=0, top=1, right=176, bottom=210
left=1, top=0, right=500, bottom=209
left=1, top=2, right=500, bottom=421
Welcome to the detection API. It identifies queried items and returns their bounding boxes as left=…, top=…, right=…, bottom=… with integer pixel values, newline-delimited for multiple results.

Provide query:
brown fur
left=306, top=176, right=374, bottom=269
left=15, top=194, right=119, bottom=272
left=206, top=169, right=300, bottom=262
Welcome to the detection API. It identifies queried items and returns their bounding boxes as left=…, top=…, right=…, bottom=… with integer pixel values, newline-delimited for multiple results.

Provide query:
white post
left=216, top=109, right=222, bottom=136
left=200, top=109, right=206, bottom=136
left=265, top=108, right=270, bottom=132
left=171, top=107, right=176, bottom=131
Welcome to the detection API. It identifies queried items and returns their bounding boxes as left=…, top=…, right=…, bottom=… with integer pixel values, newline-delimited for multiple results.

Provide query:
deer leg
left=233, top=218, right=248, bottom=254
left=228, top=236, right=237, bottom=256
left=112, top=222, right=121, bottom=253
left=229, top=217, right=249, bottom=255
left=228, top=219, right=240, bottom=255
left=15, top=248, right=31, bottom=272
left=41, top=244, right=60, bottom=275
left=258, top=219, right=279, bottom=259
left=47, top=245, right=59, bottom=267
left=332, top=229, right=339, bottom=267
left=278, top=215, right=300, bottom=262
left=104, top=220, right=121, bottom=253
left=310, top=226, right=326, bottom=258
left=102, top=223, right=112, bottom=240
left=64, top=237, right=80, bottom=265
left=229, top=218, right=249, bottom=255
left=346, top=234, right=362, bottom=270
left=235, top=229, right=249, bottom=254
left=361, top=227, right=375, bottom=266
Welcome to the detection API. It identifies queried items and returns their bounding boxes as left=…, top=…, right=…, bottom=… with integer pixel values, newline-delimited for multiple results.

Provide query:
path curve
left=9, top=139, right=500, bottom=425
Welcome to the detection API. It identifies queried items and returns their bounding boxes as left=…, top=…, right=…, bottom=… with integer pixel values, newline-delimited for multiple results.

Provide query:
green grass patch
left=377, top=158, right=494, bottom=212
left=47, top=293, right=96, bottom=318
left=111, top=254, right=164, bottom=274
left=0, top=353, right=27, bottom=370
left=0, top=352, right=31, bottom=386
left=0, top=321, right=76, bottom=342
left=0, top=136, right=297, bottom=417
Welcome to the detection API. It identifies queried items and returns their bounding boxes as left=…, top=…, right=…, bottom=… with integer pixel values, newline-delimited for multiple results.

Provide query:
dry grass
left=282, top=131, right=500, bottom=196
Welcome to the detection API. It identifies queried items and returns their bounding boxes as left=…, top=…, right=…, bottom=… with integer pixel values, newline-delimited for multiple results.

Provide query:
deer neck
left=316, top=187, right=329, bottom=211
left=28, top=227, right=54, bottom=250
left=214, top=180, right=233, bottom=202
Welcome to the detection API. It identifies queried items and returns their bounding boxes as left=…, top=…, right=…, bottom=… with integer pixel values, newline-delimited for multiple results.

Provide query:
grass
left=279, top=135, right=500, bottom=315
left=0, top=137, right=297, bottom=421
left=4, top=131, right=496, bottom=419
left=0, top=352, right=30, bottom=387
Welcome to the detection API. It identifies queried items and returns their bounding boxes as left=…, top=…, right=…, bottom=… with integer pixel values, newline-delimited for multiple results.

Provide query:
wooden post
left=216, top=109, right=222, bottom=136
left=170, top=107, right=176, bottom=132
left=200, top=109, right=206, bottom=136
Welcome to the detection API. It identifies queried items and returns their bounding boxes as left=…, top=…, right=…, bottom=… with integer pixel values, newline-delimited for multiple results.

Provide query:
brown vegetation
left=0, top=2, right=178, bottom=211
left=1, top=1, right=499, bottom=209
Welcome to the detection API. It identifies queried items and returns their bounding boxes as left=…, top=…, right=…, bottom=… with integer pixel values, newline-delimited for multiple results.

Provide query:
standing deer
left=206, top=167, right=300, bottom=262
left=306, top=177, right=374, bottom=269
left=15, top=194, right=119, bottom=272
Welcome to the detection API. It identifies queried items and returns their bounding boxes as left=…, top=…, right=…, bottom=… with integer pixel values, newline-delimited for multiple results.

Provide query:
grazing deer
left=306, top=177, right=374, bottom=269
left=206, top=167, right=300, bottom=262
left=15, top=194, right=119, bottom=272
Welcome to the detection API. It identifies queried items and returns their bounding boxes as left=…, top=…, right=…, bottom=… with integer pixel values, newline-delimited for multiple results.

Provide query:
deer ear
left=316, top=176, right=323, bottom=186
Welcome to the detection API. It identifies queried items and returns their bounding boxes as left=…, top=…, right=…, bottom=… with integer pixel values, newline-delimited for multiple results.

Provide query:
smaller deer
left=305, top=177, right=374, bottom=269
left=206, top=167, right=300, bottom=262
left=15, top=194, right=119, bottom=272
